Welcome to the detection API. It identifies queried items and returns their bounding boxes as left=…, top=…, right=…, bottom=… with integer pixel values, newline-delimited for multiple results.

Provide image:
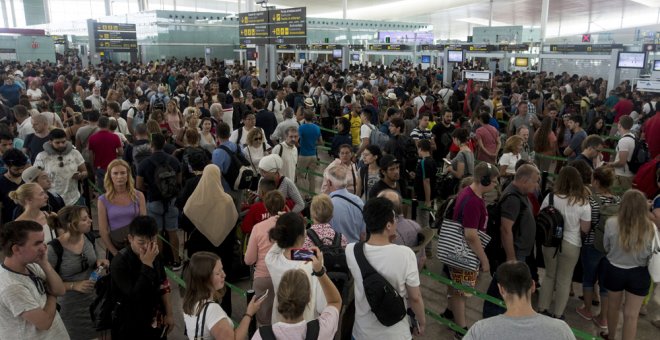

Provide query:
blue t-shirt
left=653, top=195, right=660, bottom=210
left=298, top=123, right=321, bottom=157
left=212, top=141, right=239, bottom=192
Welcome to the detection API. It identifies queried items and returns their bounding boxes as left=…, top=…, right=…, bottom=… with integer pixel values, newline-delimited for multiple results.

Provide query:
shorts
left=448, top=266, right=479, bottom=297
left=147, top=200, right=179, bottom=231
left=601, top=257, right=651, bottom=296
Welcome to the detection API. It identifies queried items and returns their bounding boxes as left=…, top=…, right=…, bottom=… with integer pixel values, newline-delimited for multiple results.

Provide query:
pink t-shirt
left=250, top=306, right=339, bottom=340
left=452, top=186, right=488, bottom=232
left=475, top=124, right=499, bottom=163
left=245, top=216, right=277, bottom=278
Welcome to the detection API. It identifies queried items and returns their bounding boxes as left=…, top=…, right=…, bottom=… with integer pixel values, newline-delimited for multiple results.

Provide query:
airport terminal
left=0, top=0, right=660, bottom=339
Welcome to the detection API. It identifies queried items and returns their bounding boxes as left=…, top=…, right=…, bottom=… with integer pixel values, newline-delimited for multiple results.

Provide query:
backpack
left=593, top=195, right=621, bottom=254
left=293, top=93, right=305, bottom=112
left=353, top=242, right=407, bottom=327
left=120, top=106, right=134, bottom=121
left=621, top=135, right=651, bottom=173
left=177, top=94, right=189, bottom=112
left=152, top=94, right=166, bottom=112
left=49, top=234, right=97, bottom=273
left=259, top=319, right=319, bottom=340
left=90, top=247, right=129, bottom=331
left=368, top=124, right=390, bottom=147
left=132, top=142, right=152, bottom=170
left=327, top=91, right=342, bottom=117
left=149, top=157, right=180, bottom=200
left=307, top=229, right=347, bottom=273
left=633, top=156, right=660, bottom=199
left=218, top=145, right=254, bottom=191
left=484, top=192, right=526, bottom=273
left=536, top=193, right=565, bottom=251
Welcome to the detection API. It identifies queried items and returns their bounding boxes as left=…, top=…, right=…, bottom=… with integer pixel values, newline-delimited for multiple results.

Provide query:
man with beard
left=34, top=128, right=87, bottom=206
left=431, top=110, right=455, bottom=160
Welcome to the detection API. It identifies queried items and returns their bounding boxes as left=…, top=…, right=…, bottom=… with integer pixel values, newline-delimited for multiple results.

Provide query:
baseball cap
left=21, top=166, right=43, bottom=183
left=378, top=154, right=400, bottom=169
left=258, top=154, right=283, bottom=173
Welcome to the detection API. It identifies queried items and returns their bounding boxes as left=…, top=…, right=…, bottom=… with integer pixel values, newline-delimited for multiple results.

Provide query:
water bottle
left=89, top=265, right=104, bottom=282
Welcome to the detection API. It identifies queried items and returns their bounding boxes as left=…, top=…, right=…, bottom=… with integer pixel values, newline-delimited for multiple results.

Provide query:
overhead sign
left=368, top=44, right=411, bottom=51
left=238, top=7, right=306, bottom=45
left=93, top=22, right=137, bottom=52
left=636, top=79, right=660, bottom=93
left=309, top=44, right=343, bottom=50
left=463, top=70, right=492, bottom=82
left=50, top=35, right=67, bottom=44
left=549, top=44, right=623, bottom=53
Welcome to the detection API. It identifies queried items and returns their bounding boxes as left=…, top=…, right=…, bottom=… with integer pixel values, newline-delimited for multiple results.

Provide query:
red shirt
left=88, top=130, right=121, bottom=170
left=613, top=99, right=633, bottom=123
left=241, top=199, right=296, bottom=234
left=644, top=114, right=660, bottom=158
left=53, top=81, right=65, bottom=101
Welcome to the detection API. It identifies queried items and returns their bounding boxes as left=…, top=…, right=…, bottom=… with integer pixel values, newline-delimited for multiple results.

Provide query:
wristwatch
left=312, top=266, right=326, bottom=277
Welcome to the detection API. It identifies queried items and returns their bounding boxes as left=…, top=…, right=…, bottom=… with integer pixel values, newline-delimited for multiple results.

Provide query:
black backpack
left=307, top=229, right=347, bottom=273
left=536, top=193, right=565, bottom=250
left=149, top=158, right=180, bottom=200
left=484, top=192, right=527, bottom=273
left=259, top=319, right=319, bottom=340
left=622, top=135, right=651, bottom=173
left=218, top=145, right=254, bottom=191
left=353, top=242, right=406, bottom=326
left=152, top=94, right=166, bottom=112
left=90, top=248, right=130, bottom=331
left=327, top=91, right=342, bottom=117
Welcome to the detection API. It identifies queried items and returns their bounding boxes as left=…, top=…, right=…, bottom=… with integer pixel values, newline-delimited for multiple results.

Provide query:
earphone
left=481, top=163, right=493, bottom=187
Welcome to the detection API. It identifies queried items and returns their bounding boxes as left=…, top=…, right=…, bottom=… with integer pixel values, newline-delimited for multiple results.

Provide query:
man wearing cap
left=325, top=162, right=365, bottom=243
left=14, top=166, right=65, bottom=218
left=33, top=129, right=87, bottom=206
left=368, top=154, right=402, bottom=199
left=254, top=99, right=278, bottom=143
left=257, top=154, right=305, bottom=213
left=0, top=76, right=22, bottom=107
left=0, top=149, right=28, bottom=224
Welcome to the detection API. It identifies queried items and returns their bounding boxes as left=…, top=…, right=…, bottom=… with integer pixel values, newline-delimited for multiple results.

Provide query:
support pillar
left=1, top=0, right=9, bottom=28
left=104, top=0, right=111, bottom=16
left=540, top=0, right=549, bottom=49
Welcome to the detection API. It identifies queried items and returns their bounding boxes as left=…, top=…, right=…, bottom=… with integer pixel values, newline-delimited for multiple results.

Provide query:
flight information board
left=93, top=22, right=137, bottom=52
left=238, top=7, right=306, bottom=45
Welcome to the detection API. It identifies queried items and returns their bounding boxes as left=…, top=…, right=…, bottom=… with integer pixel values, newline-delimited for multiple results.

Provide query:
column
left=104, top=0, right=111, bottom=16
left=540, top=0, right=549, bottom=46
left=1, top=0, right=9, bottom=28
left=343, top=0, right=347, bottom=19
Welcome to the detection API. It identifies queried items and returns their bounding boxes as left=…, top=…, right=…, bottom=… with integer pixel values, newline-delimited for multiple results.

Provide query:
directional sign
left=93, top=22, right=137, bottom=52
left=636, top=79, right=660, bottom=93
left=239, top=11, right=268, bottom=25
left=549, top=44, right=623, bottom=53
left=271, top=7, right=306, bottom=23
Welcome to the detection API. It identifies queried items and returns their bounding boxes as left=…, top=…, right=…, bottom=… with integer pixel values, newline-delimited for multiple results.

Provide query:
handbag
left=109, top=199, right=139, bottom=250
left=436, top=195, right=491, bottom=272
left=648, top=227, right=660, bottom=283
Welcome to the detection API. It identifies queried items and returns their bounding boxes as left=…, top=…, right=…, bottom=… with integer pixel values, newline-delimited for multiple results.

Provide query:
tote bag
left=436, top=195, right=491, bottom=272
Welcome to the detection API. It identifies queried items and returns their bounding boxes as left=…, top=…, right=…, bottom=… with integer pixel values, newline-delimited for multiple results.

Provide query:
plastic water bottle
left=89, top=265, right=104, bottom=282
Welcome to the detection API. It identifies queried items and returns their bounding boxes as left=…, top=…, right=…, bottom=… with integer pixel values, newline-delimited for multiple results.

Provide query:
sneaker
left=170, top=261, right=183, bottom=271
left=639, top=304, right=648, bottom=316
left=577, top=296, right=600, bottom=306
left=554, top=314, right=566, bottom=321
left=593, top=316, right=608, bottom=329
left=575, top=306, right=593, bottom=320
left=652, top=320, right=660, bottom=329
left=540, top=310, right=553, bottom=318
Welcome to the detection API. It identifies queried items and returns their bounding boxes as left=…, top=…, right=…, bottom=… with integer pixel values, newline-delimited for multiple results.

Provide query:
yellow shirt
left=345, top=113, right=362, bottom=146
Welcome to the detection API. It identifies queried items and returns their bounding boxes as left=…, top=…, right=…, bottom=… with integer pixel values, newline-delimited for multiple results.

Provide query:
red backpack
left=633, top=156, right=660, bottom=199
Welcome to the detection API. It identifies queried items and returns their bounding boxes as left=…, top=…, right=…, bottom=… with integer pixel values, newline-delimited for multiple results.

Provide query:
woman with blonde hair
left=243, top=128, right=269, bottom=190
left=165, top=100, right=184, bottom=136
left=97, top=159, right=146, bottom=258
left=182, top=251, right=263, bottom=340
left=538, top=166, right=591, bottom=319
left=303, top=194, right=348, bottom=249
left=499, top=135, right=525, bottom=177
left=10, top=182, right=57, bottom=242
left=47, top=205, right=108, bottom=340
left=600, top=190, right=656, bottom=340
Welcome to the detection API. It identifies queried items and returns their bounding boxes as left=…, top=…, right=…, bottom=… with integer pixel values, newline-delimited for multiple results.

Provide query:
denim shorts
left=581, top=244, right=607, bottom=294
left=147, top=200, right=179, bottom=231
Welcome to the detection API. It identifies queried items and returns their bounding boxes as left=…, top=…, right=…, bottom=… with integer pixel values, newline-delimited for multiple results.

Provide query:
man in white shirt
left=229, top=112, right=264, bottom=147
left=345, top=197, right=426, bottom=340
left=0, top=220, right=69, bottom=340
left=13, top=105, right=34, bottom=140
left=271, top=107, right=298, bottom=145
left=106, top=101, right=130, bottom=137
left=85, top=86, right=105, bottom=112
left=267, top=89, right=288, bottom=123
left=271, top=126, right=298, bottom=181
left=609, top=115, right=635, bottom=191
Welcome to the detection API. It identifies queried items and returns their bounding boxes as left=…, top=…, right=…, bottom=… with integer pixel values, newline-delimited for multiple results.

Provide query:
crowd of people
left=0, top=55, right=659, bottom=340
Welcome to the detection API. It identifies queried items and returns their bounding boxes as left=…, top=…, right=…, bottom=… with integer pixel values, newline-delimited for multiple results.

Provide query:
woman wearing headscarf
left=183, top=164, right=239, bottom=316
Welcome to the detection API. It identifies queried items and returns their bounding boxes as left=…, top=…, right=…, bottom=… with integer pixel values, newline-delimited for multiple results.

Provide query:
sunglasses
left=28, top=272, right=47, bottom=295
left=58, top=156, right=64, bottom=168
left=254, top=137, right=263, bottom=141
left=80, top=253, right=89, bottom=272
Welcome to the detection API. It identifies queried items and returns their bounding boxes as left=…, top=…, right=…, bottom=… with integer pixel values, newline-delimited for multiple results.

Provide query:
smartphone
left=290, top=248, right=317, bottom=261
left=257, top=289, right=269, bottom=302
left=443, top=158, right=451, bottom=165
left=407, top=308, right=419, bottom=334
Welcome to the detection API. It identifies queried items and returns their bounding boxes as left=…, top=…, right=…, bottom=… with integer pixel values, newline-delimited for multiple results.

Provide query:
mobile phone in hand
left=290, top=248, right=317, bottom=261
